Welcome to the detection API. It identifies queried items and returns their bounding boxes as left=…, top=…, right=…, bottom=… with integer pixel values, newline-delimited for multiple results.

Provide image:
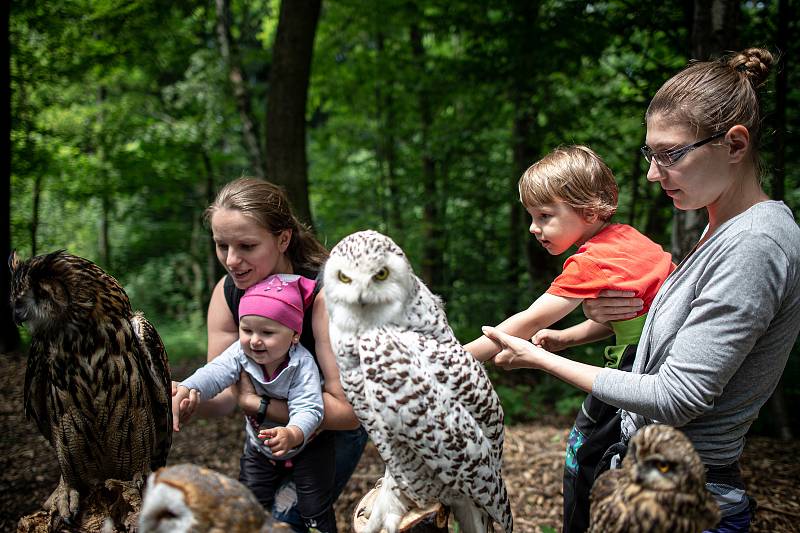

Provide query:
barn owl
left=589, top=424, right=720, bottom=532
left=8, top=250, right=172, bottom=525
left=324, top=230, right=513, bottom=533
left=138, top=464, right=269, bottom=533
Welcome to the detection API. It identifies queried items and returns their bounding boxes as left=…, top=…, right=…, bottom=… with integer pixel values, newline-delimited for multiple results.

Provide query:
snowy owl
left=324, top=230, right=513, bottom=533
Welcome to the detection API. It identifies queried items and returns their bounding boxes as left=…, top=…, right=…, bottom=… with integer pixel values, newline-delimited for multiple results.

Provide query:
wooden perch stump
left=17, top=479, right=141, bottom=533
left=352, top=480, right=449, bottom=533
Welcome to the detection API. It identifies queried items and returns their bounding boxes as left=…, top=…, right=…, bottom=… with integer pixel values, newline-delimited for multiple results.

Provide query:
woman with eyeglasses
left=483, top=47, right=800, bottom=532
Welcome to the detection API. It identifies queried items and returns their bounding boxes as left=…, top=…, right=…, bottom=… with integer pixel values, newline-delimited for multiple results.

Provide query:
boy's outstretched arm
left=533, top=319, right=613, bottom=352
left=464, top=292, right=582, bottom=362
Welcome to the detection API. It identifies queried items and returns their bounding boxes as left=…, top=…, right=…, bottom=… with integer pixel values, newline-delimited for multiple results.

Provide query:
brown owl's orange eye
left=656, top=461, right=670, bottom=473
left=337, top=271, right=352, bottom=283
left=373, top=267, right=390, bottom=281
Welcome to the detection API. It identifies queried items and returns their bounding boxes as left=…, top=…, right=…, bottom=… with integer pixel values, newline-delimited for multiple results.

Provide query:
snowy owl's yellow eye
left=337, top=271, right=352, bottom=283
left=373, top=267, right=390, bottom=281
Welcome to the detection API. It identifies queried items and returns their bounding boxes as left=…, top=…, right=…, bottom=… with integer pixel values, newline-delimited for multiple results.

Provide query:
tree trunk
left=1, top=0, right=20, bottom=352
left=410, top=22, right=444, bottom=292
left=764, top=0, right=792, bottom=441
left=264, top=0, right=321, bottom=227
left=30, top=172, right=42, bottom=256
left=202, top=150, right=220, bottom=302
left=690, top=0, right=740, bottom=60
left=512, top=105, right=554, bottom=302
left=772, top=0, right=788, bottom=202
left=671, top=0, right=740, bottom=261
left=627, top=134, right=646, bottom=226
left=375, top=30, right=400, bottom=236
left=215, top=0, right=264, bottom=178
left=98, top=192, right=111, bottom=268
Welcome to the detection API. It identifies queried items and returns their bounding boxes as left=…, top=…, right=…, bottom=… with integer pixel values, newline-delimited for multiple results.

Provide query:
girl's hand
left=258, top=426, right=304, bottom=457
left=582, top=290, right=643, bottom=324
left=531, top=328, right=567, bottom=352
left=483, top=326, right=546, bottom=371
left=171, top=384, right=200, bottom=432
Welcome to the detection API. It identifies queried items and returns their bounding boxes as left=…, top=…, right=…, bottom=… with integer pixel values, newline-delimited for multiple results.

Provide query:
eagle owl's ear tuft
left=8, top=249, right=20, bottom=272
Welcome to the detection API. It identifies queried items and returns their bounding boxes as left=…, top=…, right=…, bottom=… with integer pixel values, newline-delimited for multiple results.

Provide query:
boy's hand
left=171, top=384, right=200, bottom=432
left=531, top=328, right=567, bottom=352
left=258, top=426, right=304, bottom=457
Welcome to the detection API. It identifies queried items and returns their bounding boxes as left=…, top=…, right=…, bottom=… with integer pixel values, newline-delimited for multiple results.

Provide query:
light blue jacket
left=181, top=341, right=324, bottom=460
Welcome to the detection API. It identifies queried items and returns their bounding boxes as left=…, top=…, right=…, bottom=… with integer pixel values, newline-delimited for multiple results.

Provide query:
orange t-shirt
left=546, top=224, right=675, bottom=314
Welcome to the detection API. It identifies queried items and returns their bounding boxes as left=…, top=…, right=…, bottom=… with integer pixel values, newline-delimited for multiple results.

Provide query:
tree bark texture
left=375, top=30, right=401, bottom=236
left=764, top=0, right=792, bottom=441
left=670, top=0, right=740, bottom=261
left=265, top=0, right=321, bottom=227
left=1, top=0, right=20, bottom=352
left=215, top=0, right=264, bottom=178
left=772, top=0, right=788, bottom=201
left=410, top=22, right=444, bottom=292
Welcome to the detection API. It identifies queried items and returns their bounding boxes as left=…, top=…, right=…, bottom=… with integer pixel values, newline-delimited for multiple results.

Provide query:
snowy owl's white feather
left=324, top=230, right=513, bottom=533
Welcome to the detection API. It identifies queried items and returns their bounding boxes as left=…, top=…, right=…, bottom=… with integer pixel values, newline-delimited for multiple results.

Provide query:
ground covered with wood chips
left=2, top=353, right=799, bottom=532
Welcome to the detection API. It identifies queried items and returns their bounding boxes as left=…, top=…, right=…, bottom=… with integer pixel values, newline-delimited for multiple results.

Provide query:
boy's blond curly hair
left=518, top=145, right=618, bottom=221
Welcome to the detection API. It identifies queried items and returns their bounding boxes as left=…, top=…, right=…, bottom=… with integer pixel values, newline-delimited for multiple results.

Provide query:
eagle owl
left=324, top=230, right=513, bottom=533
left=589, top=424, right=720, bottom=533
left=8, top=250, right=172, bottom=524
left=138, top=463, right=269, bottom=533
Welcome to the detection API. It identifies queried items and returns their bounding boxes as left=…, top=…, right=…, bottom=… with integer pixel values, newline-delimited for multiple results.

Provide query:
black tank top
left=223, top=269, right=322, bottom=359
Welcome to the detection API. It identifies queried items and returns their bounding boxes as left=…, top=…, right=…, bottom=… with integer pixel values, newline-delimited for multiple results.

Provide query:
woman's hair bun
left=728, top=47, right=774, bottom=88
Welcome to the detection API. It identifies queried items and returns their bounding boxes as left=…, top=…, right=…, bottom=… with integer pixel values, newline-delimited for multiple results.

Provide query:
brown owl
left=138, top=464, right=269, bottom=533
left=589, top=424, right=720, bottom=533
left=8, top=250, right=172, bottom=526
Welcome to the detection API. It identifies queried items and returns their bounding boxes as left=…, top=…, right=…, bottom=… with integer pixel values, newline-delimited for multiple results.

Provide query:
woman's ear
left=277, top=229, right=292, bottom=253
left=725, top=125, right=750, bottom=164
left=292, top=334, right=300, bottom=345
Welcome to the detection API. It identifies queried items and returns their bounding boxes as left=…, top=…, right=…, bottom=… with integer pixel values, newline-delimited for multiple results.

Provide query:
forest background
left=4, top=0, right=799, bottom=436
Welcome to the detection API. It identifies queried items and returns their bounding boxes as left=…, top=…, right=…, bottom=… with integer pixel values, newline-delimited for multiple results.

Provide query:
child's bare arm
left=258, top=425, right=305, bottom=457
left=532, top=320, right=613, bottom=352
left=464, top=293, right=583, bottom=362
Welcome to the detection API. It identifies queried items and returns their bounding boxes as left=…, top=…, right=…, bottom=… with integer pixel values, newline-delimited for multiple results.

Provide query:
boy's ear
left=582, top=208, right=599, bottom=224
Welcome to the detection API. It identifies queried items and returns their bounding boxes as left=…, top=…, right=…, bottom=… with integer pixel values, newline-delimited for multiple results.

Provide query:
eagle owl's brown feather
left=589, top=424, right=720, bottom=533
left=9, top=250, right=172, bottom=522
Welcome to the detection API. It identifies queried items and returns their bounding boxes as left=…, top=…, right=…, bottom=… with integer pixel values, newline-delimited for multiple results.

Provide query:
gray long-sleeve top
left=181, top=341, right=323, bottom=460
left=593, top=201, right=800, bottom=466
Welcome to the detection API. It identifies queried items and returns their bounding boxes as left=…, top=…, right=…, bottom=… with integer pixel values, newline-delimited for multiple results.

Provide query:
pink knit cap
left=238, top=274, right=316, bottom=334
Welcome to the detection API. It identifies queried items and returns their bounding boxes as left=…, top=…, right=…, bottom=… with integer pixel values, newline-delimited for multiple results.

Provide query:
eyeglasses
left=640, top=130, right=727, bottom=168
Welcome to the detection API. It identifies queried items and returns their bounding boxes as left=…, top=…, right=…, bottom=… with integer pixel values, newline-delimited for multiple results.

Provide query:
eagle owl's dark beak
left=12, top=302, right=28, bottom=326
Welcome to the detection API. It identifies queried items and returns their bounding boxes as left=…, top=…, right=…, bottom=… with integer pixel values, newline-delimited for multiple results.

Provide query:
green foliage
left=157, top=320, right=208, bottom=364
left=10, top=0, right=800, bottom=430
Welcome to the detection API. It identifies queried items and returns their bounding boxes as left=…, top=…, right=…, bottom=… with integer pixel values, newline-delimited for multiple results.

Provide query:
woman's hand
left=259, top=426, right=304, bottom=457
left=582, top=290, right=644, bottom=324
left=483, top=326, right=549, bottom=371
left=171, top=383, right=200, bottom=432
left=236, top=372, right=261, bottom=417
